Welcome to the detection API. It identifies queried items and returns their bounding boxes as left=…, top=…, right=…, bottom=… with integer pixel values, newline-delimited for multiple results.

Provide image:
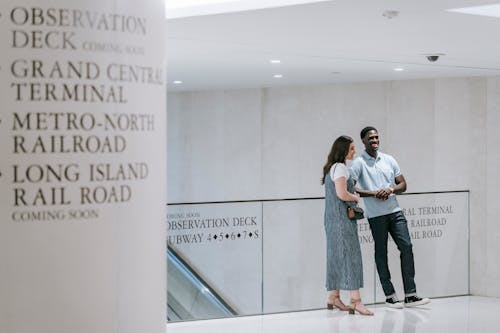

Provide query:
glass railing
left=167, top=191, right=470, bottom=321
left=167, top=246, right=237, bottom=321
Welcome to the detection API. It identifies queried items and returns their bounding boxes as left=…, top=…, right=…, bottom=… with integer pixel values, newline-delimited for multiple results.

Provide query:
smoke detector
left=382, top=10, right=400, bottom=19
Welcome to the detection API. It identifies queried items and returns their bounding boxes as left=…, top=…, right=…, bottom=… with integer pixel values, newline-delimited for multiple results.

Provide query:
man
left=350, top=126, right=430, bottom=308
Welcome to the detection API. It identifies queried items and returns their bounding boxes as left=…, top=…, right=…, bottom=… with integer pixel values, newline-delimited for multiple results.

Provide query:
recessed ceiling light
left=273, top=74, right=283, bottom=78
left=393, top=68, right=404, bottom=72
left=448, top=4, right=500, bottom=18
left=173, top=80, right=183, bottom=84
left=270, top=59, right=281, bottom=64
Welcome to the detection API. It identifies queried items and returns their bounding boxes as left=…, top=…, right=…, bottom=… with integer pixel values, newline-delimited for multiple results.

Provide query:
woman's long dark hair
left=321, top=135, right=353, bottom=185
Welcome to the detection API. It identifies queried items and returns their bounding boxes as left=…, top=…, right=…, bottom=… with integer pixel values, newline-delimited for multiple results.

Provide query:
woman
left=322, top=135, right=373, bottom=316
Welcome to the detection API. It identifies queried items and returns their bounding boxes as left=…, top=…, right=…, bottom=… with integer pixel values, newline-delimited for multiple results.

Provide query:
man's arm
left=356, top=174, right=407, bottom=199
left=393, top=174, right=407, bottom=194
left=374, top=174, right=407, bottom=200
left=355, top=187, right=379, bottom=198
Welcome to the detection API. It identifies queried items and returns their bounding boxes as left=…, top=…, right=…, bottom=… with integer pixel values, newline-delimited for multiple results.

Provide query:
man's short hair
left=360, top=126, right=377, bottom=139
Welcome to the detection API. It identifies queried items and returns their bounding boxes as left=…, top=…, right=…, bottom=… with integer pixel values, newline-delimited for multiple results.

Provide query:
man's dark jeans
left=368, top=210, right=416, bottom=297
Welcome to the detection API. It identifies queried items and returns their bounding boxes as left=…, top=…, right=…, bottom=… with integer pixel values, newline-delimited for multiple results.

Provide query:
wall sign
left=0, top=1, right=166, bottom=333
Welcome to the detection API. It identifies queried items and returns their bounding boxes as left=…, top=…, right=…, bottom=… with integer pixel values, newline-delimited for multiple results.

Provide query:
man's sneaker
left=404, top=296, right=430, bottom=307
left=385, top=296, right=404, bottom=309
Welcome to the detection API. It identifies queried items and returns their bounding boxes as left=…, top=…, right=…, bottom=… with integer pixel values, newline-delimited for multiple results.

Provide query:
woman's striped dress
left=324, top=163, right=363, bottom=290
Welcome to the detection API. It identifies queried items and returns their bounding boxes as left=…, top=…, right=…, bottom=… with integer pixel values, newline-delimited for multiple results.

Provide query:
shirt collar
left=363, top=150, right=381, bottom=161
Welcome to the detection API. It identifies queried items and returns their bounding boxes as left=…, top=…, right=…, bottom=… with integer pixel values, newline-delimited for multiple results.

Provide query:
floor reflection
left=168, top=296, right=500, bottom=333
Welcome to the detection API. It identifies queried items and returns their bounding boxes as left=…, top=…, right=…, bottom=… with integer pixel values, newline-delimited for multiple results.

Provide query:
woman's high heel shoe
left=348, top=298, right=374, bottom=316
left=327, top=295, right=349, bottom=311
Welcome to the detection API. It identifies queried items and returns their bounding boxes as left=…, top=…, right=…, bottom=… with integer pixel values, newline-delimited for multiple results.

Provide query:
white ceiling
left=165, top=0, right=332, bottom=19
left=166, top=0, right=500, bottom=92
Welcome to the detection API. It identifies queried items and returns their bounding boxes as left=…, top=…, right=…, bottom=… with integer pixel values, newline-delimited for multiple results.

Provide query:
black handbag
left=347, top=205, right=364, bottom=220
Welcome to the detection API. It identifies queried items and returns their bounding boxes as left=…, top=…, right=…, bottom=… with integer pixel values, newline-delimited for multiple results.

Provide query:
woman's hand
left=352, top=192, right=360, bottom=203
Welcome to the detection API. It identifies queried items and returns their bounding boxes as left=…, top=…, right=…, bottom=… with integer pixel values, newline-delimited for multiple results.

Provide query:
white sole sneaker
left=385, top=302, right=404, bottom=309
left=404, top=298, right=430, bottom=307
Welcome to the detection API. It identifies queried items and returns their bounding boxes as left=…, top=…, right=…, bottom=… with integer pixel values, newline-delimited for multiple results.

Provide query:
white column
left=0, top=1, right=167, bottom=333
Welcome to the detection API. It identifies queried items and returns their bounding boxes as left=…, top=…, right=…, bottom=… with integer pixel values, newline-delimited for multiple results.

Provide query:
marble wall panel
left=167, top=76, right=500, bottom=297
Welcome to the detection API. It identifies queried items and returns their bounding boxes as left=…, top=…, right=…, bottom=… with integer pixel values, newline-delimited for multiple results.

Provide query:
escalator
left=167, top=246, right=237, bottom=321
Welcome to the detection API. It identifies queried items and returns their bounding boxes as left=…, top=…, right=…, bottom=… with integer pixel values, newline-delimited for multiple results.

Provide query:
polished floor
left=168, top=296, right=500, bottom=333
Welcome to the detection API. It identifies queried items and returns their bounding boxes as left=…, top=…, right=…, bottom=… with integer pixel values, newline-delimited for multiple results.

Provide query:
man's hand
left=375, top=188, right=393, bottom=200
